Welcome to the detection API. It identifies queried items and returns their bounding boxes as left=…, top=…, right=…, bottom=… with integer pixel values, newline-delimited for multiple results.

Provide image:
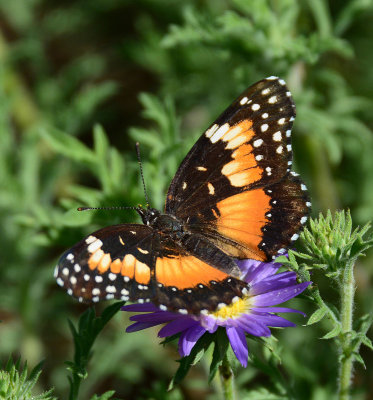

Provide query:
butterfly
left=55, top=76, right=311, bottom=315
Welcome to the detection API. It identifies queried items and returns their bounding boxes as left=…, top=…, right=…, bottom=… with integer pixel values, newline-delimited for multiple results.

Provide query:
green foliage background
left=0, top=0, right=372, bottom=398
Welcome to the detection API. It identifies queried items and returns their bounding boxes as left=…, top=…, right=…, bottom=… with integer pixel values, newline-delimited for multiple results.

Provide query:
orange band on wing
left=88, top=249, right=104, bottom=270
left=134, top=260, right=151, bottom=284
left=216, top=188, right=271, bottom=259
left=221, top=120, right=254, bottom=149
left=121, top=254, right=135, bottom=278
left=155, top=255, right=229, bottom=289
left=110, top=258, right=122, bottom=273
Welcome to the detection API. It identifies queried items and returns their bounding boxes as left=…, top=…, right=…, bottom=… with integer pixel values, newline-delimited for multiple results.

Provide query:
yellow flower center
left=210, top=296, right=252, bottom=320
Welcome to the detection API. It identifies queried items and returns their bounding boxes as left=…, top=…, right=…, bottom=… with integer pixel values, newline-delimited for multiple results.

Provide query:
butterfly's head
left=136, top=206, right=160, bottom=226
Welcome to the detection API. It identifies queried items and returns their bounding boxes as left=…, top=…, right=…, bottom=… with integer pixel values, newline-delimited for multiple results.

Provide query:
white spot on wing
left=85, top=235, right=96, bottom=244
left=276, top=145, right=283, bottom=154
left=106, top=285, right=116, bottom=293
left=252, top=103, right=260, bottom=111
left=261, top=124, right=269, bottom=132
left=108, top=273, right=117, bottom=281
left=205, top=124, right=219, bottom=138
left=210, top=123, right=230, bottom=143
left=268, top=95, right=277, bottom=104
left=240, top=96, right=248, bottom=105
left=253, top=139, right=263, bottom=147
left=273, top=131, right=282, bottom=141
left=87, top=239, right=103, bottom=254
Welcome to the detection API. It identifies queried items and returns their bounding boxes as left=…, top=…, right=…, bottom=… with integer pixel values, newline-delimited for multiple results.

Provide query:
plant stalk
left=219, top=354, right=235, bottom=400
left=337, top=261, right=355, bottom=400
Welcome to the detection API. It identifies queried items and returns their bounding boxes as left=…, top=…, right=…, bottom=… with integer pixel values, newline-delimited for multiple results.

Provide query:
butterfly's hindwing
left=56, top=224, right=248, bottom=313
left=56, top=224, right=155, bottom=303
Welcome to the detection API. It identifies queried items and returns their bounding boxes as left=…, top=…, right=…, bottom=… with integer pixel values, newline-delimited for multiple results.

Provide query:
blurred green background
left=0, top=0, right=372, bottom=399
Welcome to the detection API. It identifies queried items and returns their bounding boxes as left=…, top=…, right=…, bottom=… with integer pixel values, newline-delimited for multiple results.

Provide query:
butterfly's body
left=56, top=77, right=311, bottom=314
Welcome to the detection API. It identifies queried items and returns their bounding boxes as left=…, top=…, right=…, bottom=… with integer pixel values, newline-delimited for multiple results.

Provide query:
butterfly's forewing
left=165, top=77, right=311, bottom=261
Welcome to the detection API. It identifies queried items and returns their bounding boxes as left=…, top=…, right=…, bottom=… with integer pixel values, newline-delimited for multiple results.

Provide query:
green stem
left=219, top=354, right=235, bottom=400
left=337, top=261, right=355, bottom=400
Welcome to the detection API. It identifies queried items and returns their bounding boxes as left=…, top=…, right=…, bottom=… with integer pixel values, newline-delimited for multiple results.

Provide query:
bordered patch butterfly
left=55, top=77, right=311, bottom=314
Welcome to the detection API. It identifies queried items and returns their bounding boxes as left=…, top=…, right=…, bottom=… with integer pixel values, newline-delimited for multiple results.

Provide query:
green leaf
left=209, top=328, right=229, bottom=382
left=90, top=390, right=116, bottom=400
left=0, top=358, right=56, bottom=400
left=66, top=302, right=124, bottom=399
left=352, top=352, right=366, bottom=368
left=321, top=324, right=341, bottom=340
left=307, top=307, right=327, bottom=325
left=361, top=335, right=373, bottom=351
left=40, top=127, right=96, bottom=164
left=168, top=332, right=215, bottom=390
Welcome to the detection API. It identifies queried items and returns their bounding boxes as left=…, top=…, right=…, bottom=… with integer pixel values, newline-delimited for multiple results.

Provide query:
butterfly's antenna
left=135, top=142, right=150, bottom=208
left=77, top=206, right=137, bottom=211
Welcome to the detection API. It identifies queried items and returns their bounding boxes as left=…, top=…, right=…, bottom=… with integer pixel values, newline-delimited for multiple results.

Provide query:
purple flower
left=122, top=259, right=311, bottom=367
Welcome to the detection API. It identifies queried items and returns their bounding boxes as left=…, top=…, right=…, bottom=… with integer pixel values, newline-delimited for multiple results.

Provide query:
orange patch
left=135, top=260, right=151, bottom=284
left=110, top=258, right=122, bottom=273
left=216, top=189, right=271, bottom=260
left=155, top=256, right=229, bottom=289
left=88, top=249, right=104, bottom=270
left=222, top=148, right=262, bottom=187
left=121, top=254, right=135, bottom=278
left=222, top=120, right=254, bottom=149
left=98, top=253, right=111, bottom=273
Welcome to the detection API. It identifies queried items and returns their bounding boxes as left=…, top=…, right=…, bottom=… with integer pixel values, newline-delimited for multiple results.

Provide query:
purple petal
left=122, top=303, right=159, bottom=312
left=178, top=325, right=206, bottom=357
left=251, top=306, right=306, bottom=316
left=253, top=282, right=311, bottom=306
left=249, top=312, right=296, bottom=328
left=236, top=315, right=271, bottom=337
left=126, top=321, right=163, bottom=333
left=199, top=315, right=219, bottom=333
left=239, top=259, right=281, bottom=284
left=250, top=271, right=298, bottom=295
left=129, top=311, right=179, bottom=323
left=158, top=318, right=198, bottom=337
left=226, top=326, right=249, bottom=367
